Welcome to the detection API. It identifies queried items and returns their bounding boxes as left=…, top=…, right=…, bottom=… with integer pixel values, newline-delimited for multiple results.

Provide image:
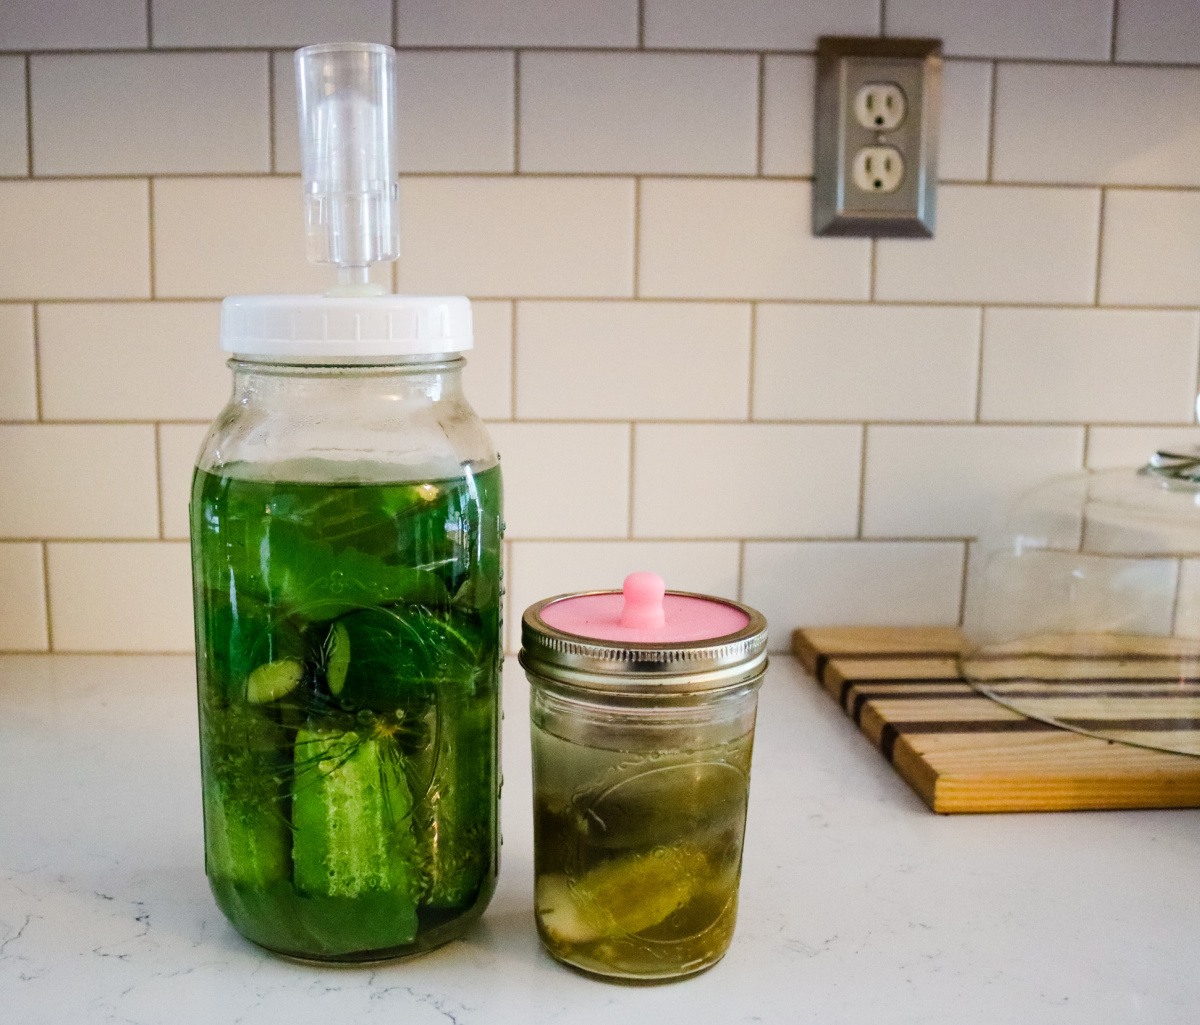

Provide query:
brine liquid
left=191, top=463, right=502, bottom=961
left=532, top=725, right=754, bottom=980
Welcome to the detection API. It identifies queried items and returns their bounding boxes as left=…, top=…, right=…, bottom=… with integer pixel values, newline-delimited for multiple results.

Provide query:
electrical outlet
left=852, top=145, right=905, bottom=194
left=854, top=83, right=907, bottom=132
left=813, top=37, right=942, bottom=238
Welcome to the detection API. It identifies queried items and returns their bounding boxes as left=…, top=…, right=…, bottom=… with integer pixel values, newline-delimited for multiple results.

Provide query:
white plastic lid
left=220, top=294, right=473, bottom=359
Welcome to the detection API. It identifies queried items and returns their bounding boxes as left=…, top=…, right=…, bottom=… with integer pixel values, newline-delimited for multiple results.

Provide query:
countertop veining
left=1, top=655, right=1197, bottom=1024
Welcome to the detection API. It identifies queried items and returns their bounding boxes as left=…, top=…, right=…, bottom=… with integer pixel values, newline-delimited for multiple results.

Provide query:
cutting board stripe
left=792, top=626, right=1200, bottom=814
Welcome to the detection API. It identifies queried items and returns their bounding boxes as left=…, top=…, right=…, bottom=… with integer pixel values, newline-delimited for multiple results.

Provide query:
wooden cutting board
left=791, top=626, right=1200, bottom=814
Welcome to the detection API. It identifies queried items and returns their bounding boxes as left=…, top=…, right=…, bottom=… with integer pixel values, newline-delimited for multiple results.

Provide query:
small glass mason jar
left=190, top=296, right=503, bottom=963
left=520, top=574, right=768, bottom=982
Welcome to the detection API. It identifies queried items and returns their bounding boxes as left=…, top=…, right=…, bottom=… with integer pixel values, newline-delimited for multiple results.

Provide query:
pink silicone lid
left=538, top=572, right=750, bottom=644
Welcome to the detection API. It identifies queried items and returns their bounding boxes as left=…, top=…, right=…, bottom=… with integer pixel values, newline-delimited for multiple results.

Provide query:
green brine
left=192, top=464, right=502, bottom=960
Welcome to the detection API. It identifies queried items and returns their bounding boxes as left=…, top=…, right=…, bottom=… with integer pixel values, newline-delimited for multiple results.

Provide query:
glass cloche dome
left=960, top=450, right=1200, bottom=757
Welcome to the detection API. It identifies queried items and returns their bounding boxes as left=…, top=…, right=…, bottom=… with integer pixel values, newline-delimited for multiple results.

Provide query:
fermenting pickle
left=192, top=463, right=501, bottom=961
left=532, top=725, right=754, bottom=980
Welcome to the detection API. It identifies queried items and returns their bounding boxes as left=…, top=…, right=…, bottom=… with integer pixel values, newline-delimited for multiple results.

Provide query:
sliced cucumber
left=245, top=657, right=305, bottom=705
left=290, top=726, right=420, bottom=945
left=540, top=844, right=708, bottom=944
left=323, top=621, right=350, bottom=696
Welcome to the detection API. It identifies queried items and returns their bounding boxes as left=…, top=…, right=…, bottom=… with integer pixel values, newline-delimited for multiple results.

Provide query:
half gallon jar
left=190, top=295, right=502, bottom=962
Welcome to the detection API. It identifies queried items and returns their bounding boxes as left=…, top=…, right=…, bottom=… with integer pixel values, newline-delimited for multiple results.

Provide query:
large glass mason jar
left=190, top=295, right=503, bottom=962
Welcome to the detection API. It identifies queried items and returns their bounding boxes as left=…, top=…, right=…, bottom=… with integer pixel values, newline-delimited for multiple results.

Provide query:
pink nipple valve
left=619, top=572, right=666, bottom=630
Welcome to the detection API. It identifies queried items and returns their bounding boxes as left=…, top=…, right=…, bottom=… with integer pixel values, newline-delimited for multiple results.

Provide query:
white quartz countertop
left=1, top=654, right=1197, bottom=1024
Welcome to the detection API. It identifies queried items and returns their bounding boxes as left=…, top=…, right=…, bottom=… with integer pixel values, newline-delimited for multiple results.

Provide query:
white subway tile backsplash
left=633, top=424, right=861, bottom=539
left=1100, top=190, right=1200, bottom=307
left=761, top=56, right=815, bottom=178
left=644, top=0, right=878, bottom=50
left=274, top=50, right=515, bottom=175
left=8, top=0, right=1200, bottom=652
left=875, top=185, right=1100, bottom=304
left=0, top=181, right=150, bottom=300
left=506, top=540, right=741, bottom=651
left=46, top=542, right=193, bottom=651
left=397, top=0, right=638, bottom=47
left=520, top=52, right=757, bottom=175
left=1086, top=427, right=1200, bottom=469
left=980, top=308, right=1200, bottom=424
left=32, top=54, right=269, bottom=176
left=0, top=425, right=159, bottom=538
left=463, top=301, right=514, bottom=422
left=486, top=423, right=630, bottom=538
left=397, top=178, right=635, bottom=298
left=38, top=303, right=228, bottom=421
left=152, top=0, right=390, bottom=48
left=515, top=301, right=751, bottom=420
left=863, top=425, right=1085, bottom=538
left=886, top=0, right=1112, bottom=59
left=1116, top=0, right=1200, bottom=64
left=743, top=541, right=965, bottom=646
left=154, top=178, right=332, bottom=298
left=0, top=305, right=37, bottom=420
left=0, top=543, right=47, bottom=650
left=753, top=302, right=979, bottom=422
left=0, top=57, right=27, bottom=177
left=754, top=304, right=980, bottom=422
left=939, top=60, right=993, bottom=182
left=0, top=0, right=146, bottom=49
left=994, top=64, right=1200, bottom=187
left=640, top=180, right=871, bottom=300
left=159, top=423, right=209, bottom=540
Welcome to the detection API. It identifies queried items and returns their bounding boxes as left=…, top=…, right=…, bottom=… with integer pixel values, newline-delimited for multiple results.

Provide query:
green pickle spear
left=291, top=727, right=421, bottom=952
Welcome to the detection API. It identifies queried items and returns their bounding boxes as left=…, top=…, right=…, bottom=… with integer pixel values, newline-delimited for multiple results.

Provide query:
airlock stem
left=295, top=42, right=400, bottom=293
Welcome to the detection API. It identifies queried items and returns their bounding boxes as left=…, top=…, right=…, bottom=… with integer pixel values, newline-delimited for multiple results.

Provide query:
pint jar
left=520, top=573, right=768, bottom=981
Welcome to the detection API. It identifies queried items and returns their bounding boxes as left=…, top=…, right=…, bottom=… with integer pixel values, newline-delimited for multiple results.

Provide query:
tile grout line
left=31, top=303, right=43, bottom=421
left=9, top=533, right=981, bottom=545
left=627, top=423, right=637, bottom=540
left=746, top=303, right=758, bottom=421
left=509, top=301, right=520, bottom=419
left=632, top=177, right=642, bottom=298
left=2, top=46, right=1200, bottom=69
left=23, top=54, right=33, bottom=176
left=879, top=0, right=888, bottom=36
left=7, top=170, right=1200, bottom=191
left=1093, top=188, right=1107, bottom=306
left=956, top=539, right=971, bottom=627
left=855, top=424, right=868, bottom=539
left=638, top=0, right=646, bottom=49
left=41, top=540, right=54, bottom=653
left=6, top=296, right=1200, bottom=312
left=512, top=51, right=521, bottom=173
left=974, top=307, right=986, bottom=422
left=985, top=61, right=999, bottom=181
left=9, top=414, right=1200, bottom=429
left=1110, top=0, right=1120, bottom=62
left=153, top=423, right=166, bottom=540
left=392, top=0, right=400, bottom=46
left=146, top=0, right=154, bottom=48
left=755, top=53, right=766, bottom=177
left=736, top=539, right=747, bottom=603
left=267, top=52, right=277, bottom=173
left=146, top=177, right=157, bottom=299
left=1192, top=314, right=1200, bottom=425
